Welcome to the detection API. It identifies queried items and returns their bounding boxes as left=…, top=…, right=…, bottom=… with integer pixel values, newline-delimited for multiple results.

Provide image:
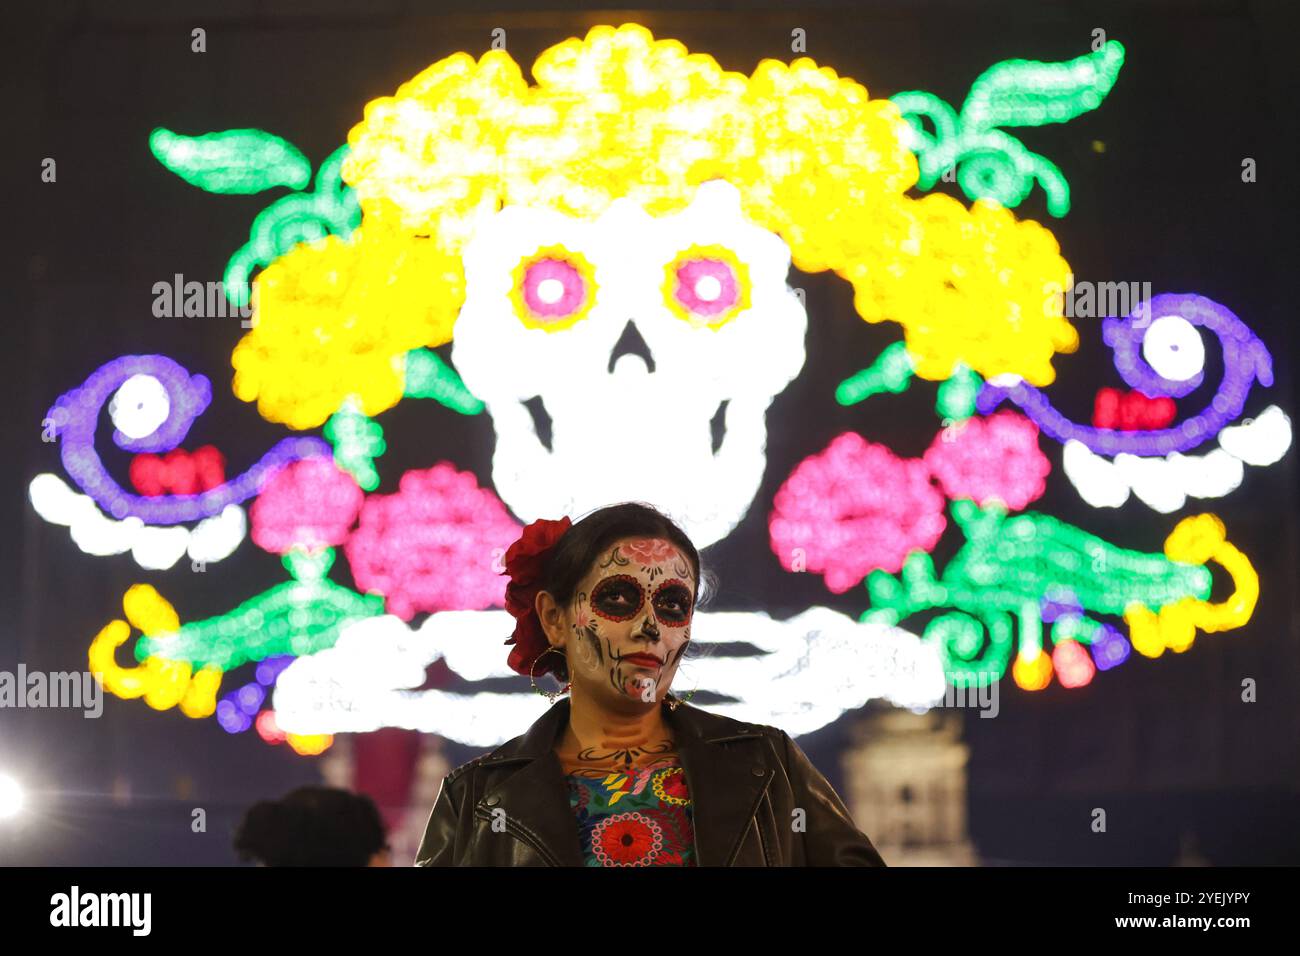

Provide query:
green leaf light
left=935, top=364, right=983, bottom=420
left=891, top=40, right=1126, bottom=216
left=403, top=348, right=485, bottom=415
left=223, top=144, right=361, bottom=308
left=324, top=399, right=387, bottom=492
left=837, top=341, right=916, bottom=405
left=149, top=127, right=312, bottom=194
left=861, top=498, right=1210, bottom=688
left=133, top=548, right=384, bottom=671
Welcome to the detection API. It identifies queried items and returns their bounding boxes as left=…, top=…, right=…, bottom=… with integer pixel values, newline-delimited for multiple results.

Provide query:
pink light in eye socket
left=675, top=259, right=738, bottom=317
left=522, top=258, right=586, bottom=318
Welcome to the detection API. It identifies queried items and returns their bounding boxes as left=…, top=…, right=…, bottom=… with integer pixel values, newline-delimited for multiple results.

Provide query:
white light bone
left=28, top=473, right=246, bottom=569
left=1217, top=405, right=1292, bottom=466
left=272, top=608, right=946, bottom=745
left=1061, top=406, right=1292, bottom=512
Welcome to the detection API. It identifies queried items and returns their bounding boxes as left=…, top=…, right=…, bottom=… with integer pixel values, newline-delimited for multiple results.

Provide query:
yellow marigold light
left=1012, top=649, right=1054, bottom=691
left=245, top=22, right=1081, bottom=428
left=88, top=585, right=222, bottom=717
left=286, top=733, right=333, bottom=756
left=233, top=224, right=464, bottom=429
left=1125, top=513, right=1259, bottom=658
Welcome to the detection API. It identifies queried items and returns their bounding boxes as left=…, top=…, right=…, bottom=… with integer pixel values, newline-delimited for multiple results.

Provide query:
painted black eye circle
left=652, top=580, right=693, bottom=624
left=590, top=575, right=644, bottom=621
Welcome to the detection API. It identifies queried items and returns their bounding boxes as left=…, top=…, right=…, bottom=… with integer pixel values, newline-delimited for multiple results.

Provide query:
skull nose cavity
left=608, top=320, right=655, bottom=374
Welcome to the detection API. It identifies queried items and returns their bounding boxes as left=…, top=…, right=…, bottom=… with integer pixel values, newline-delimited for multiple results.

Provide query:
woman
left=416, top=502, right=886, bottom=867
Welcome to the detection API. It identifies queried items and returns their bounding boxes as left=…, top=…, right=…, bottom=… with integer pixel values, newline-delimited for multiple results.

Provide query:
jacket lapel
left=476, top=699, right=586, bottom=866
left=475, top=697, right=773, bottom=867
left=667, top=702, right=774, bottom=866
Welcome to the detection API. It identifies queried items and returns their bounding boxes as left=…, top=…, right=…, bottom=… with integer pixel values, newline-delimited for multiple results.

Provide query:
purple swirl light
left=46, top=354, right=330, bottom=524
left=977, top=293, right=1273, bottom=456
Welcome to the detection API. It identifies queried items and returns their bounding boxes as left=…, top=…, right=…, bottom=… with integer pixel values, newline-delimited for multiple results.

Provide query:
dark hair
left=538, top=501, right=714, bottom=682
left=232, top=786, right=388, bottom=867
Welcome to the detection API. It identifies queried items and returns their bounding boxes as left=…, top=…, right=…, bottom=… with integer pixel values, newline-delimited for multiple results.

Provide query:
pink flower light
left=923, top=410, right=1050, bottom=511
left=769, top=432, right=946, bottom=592
left=250, top=458, right=363, bottom=554
left=345, top=463, right=523, bottom=620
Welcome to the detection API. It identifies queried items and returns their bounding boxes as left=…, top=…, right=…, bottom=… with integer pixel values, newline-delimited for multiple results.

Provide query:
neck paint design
left=569, top=738, right=677, bottom=774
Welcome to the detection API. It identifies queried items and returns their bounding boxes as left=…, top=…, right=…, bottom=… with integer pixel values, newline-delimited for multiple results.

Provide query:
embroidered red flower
left=502, top=515, right=572, bottom=677
left=592, top=814, right=663, bottom=866
left=652, top=766, right=691, bottom=805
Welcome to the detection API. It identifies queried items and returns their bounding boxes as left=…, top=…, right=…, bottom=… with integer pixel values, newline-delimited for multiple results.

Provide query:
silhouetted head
left=233, top=785, right=389, bottom=867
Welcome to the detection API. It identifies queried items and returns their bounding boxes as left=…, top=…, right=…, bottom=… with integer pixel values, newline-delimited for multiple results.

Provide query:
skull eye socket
left=511, top=246, right=594, bottom=331
left=665, top=245, right=750, bottom=328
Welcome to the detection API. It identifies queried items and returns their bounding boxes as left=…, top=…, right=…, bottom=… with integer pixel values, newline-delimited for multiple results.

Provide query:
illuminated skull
left=451, top=180, right=808, bottom=546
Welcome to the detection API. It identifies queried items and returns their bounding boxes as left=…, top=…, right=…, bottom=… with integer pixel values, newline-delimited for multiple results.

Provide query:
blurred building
left=842, top=707, right=979, bottom=866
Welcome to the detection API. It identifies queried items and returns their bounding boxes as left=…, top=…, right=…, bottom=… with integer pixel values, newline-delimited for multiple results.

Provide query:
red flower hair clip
left=502, top=516, right=572, bottom=677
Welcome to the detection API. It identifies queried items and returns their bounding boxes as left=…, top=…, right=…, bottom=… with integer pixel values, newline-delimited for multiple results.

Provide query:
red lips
left=623, top=653, right=664, bottom=668
left=1092, top=388, right=1176, bottom=431
left=130, top=446, right=226, bottom=497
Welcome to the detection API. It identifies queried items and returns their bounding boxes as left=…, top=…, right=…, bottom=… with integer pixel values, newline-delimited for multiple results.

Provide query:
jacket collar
left=474, top=696, right=774, bottom=866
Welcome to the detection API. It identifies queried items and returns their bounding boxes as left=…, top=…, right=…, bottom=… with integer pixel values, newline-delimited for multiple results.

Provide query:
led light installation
left=149, top=128, right=312, bottom=195
left=41, top=354, right=330, bottom=524
left=30, top=24, right=1290, bottom=753
left=344, top=464, right=523, bottom=621
left=129, top=549, right=383, bottom=672
left=862, top=500, right=1257, bottom=690
left=890, top=41, right=1126, bottom=216
left=222, top=145, right=361, bottom=309
left=272, top=605, right=947, bottom=744
left=88, top=584, right=222, bottom=717
left=979, top=294, right=1292, bottom=510
left=770, top=413, right=1050, bottom=592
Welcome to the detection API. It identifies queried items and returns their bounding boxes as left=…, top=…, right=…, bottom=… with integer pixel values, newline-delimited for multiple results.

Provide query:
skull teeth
left=519, top=396, right=730, bottom=458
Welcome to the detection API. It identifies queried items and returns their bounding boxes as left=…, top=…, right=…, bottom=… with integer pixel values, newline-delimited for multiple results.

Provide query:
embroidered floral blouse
left=565, top=761, right=697, bottom=867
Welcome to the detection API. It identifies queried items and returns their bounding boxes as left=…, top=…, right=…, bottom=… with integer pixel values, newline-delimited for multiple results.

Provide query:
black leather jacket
left=415, top=696, right=887, bottom=866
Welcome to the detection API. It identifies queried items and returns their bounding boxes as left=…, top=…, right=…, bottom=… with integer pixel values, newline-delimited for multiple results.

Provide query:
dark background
left=2, top=0, right=1298, bottom=865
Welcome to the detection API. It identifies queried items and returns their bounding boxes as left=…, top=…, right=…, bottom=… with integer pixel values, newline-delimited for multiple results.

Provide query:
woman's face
left=540, top=535, right=696, bottom=710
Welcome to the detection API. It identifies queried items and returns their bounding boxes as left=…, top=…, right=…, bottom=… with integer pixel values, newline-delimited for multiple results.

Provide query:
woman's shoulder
left=441, top=702, right=793, bottom=785
left=669, top=700, right=788, bottom=744
left=441, top=752, right=494, bottom=788
left=440, top=725, right=538, bottom=785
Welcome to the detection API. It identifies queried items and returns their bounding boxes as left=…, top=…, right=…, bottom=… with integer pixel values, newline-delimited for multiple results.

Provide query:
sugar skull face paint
left=565, top=535, right=696, bottom=705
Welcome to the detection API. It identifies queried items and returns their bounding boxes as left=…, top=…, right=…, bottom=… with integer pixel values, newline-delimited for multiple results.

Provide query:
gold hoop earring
left=529, top=646, right=572, bottom=703
left=665, top=687, right=697, bottom=711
